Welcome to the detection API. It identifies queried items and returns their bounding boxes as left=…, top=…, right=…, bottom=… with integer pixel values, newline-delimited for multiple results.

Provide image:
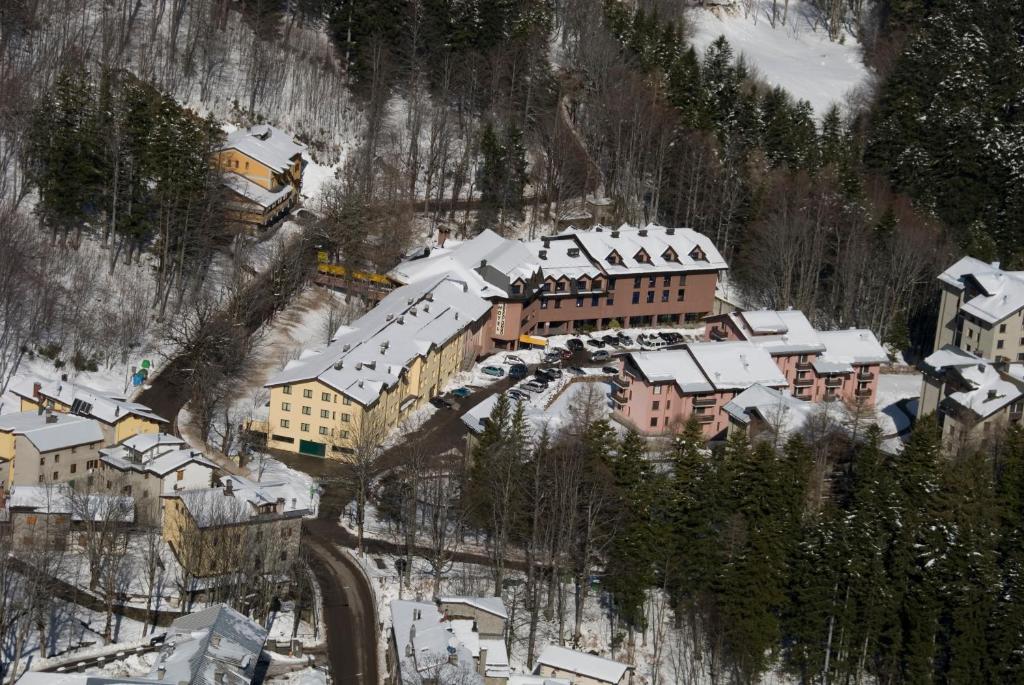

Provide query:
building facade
left=214, top=124, right=305, bottom=229
left=0, top=411, right=106, bottom=490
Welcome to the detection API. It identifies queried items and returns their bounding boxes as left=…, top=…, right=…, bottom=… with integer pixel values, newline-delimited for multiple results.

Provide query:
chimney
left=410, top=307, right=417, bottom=316
left=423, top=304, right=430, bottom=313
left=386, top=314, right=394, bottom=322
left=334, top=361, right=344, bottom=370
left=224, top=479, right=234, bottom=496
left=32, top=382, right=41, bottom=400
left=542, top=238, right=550, bottom=249
left=397, top=315, right=405, bottom=325
left=343, top=344, right=351, bottom=352
left=988, top=389, right=999, bottom=400
left=538, top=250, right=548, bottom=260
left=478, top=646, right=488, bottom=676
left=60, top=374, right=67, bottom=382
left=425, top=292, right=433, bottom=301
left=45, top=413, right=58, bottom=424
left=479, top=259, right=487, bottom=269
left=639, top=228, right=648, bottom=237
left=611, top=230, right=620, bottom=238
left=666, top=227, right=675, bottom=235
left=380, top=342, right=389, bottom=354
left=115, top=406, right=120, bottom=417
left=407, top=297, right=414, bottom=305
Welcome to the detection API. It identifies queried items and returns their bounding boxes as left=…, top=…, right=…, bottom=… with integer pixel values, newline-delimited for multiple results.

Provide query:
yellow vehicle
left=316, top=251, right=393, bottom=286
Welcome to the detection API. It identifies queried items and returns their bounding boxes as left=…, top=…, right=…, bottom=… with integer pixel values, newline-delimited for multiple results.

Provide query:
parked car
left=430, top=397, right=454, bottom=409
left=541, top=367, right=563, bottom=378
left=559, top=348, right=573, bottom=359
left=482, top=365, right=505, bottom=377
left=617, top=334, right=634, bottom=346
left=641, top=338, right=669, bottom=351
left=509, top=363, right=528, bottom=379
left=544, top=352, right=563, bottom=364
left=523, top=381, right=547, bottom=393
left=451, top=387, right=472, bottom=398
left=535, top=370, right=555, bottom=383
left=602, top=335, right=620, bottom=346
left=590, top=349, right=611, bottom=362
left=504, top=354, right=525, bottom=365
left=507, top=389, right=530, bottom=401
left=566, top=338, right=585, bottom=351
left=602, top=366, right=619, bottom=375
left=586, top=338, right=605, bottom=348
left=567, top=366, right=586, bottom=375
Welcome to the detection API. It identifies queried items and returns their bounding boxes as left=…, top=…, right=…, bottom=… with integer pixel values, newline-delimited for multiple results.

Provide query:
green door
left=299, top=440, right=326, bottom=457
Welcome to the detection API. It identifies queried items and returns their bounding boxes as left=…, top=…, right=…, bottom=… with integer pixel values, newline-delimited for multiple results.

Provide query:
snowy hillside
left=689, top=0, right=869, bottom=115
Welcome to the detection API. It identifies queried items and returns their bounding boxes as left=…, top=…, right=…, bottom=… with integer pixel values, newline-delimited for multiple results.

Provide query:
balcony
left=1010, top=411, right=1023, bottom=423
left=709, top=328, right=728, bottom=341
left=855, top=387, right=872, bottom=398
left=694, top=413, right=714, bottom=423
left=824, top=377, right=843, bottom=388
left=611, top=376, right=630, bottom=390
left=692, top=395, right=716, bottom=407
left=857, top=370, right=875, bottom=381
left=794, top=377, right=814, bottom=387
left=792, top=392, right=812, bottom=401
left=796, top=360, right=813, bottom=370
left=611, top=388, right=628, bottom=403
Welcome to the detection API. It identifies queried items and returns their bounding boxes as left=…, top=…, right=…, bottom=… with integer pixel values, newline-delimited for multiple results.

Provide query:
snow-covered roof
left=567, top=223, right=727, bottom=275
left=101, top=444, right=216, bottom=477
left=390, top=229, right=541, bottom=298
left=736, top=310, right=826, bottom=355
left=921, top=345, right=983, bottom=373
left=11, top=378, right=166, bottom=425
left=508, top=677, right=571, bottom=685
left=220, top=124, right=304, bottom=173
left=391, top=600, right=483, bottom=685
left=170, top=474, right=308, bottom=527
left=8, top=484, right=134, bottom=522
left=687, top=341, right=789, bottom=391
left=814, top=330, right=888, bottom=374
left=627, top=350, right=714, bottom=394
left=265, top=275, right=491, bottom=406
left=523, top=236, right=603, bottom=281
left=161, top=604, right=268, bottom=685
left=223, top=173, right=293, bottom=208
left=536, top=645, right=630, bottom=684
left=723, top=383, right=814, bottom=436
left=0, top=411, right=104, bottom=452
left=937, top=256, right=1024, bottom=324
left=947, top=362, right=1024, bottom=420
left=439, top=596, right=509, bottom=620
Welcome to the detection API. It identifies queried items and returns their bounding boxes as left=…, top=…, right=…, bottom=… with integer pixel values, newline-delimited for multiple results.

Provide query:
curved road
left=305, top=520, right=381, bottom=685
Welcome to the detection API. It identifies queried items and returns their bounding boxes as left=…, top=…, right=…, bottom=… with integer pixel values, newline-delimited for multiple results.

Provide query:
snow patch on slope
left=689, top=0, right=869, bottom=116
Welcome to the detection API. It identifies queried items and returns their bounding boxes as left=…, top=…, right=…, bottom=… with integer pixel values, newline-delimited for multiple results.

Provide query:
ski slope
left=689, top=1, right=869, bottom=116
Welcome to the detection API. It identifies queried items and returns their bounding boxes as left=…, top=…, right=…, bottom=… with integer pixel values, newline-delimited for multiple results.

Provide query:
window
left=282, top=386, right=292, bottom=395
left=340, top=430, right=350, bottom=439
left=320, top=409, right=330, bottom=418
left=663, top=275, right=671, bottom=286
left=556, top=280, right=567, bottom=292
left=555, top=299, right=562, bottom=309
left=38, top=475, right=44, bottom=483
left=280, top=419, right=290, bottom=428
left=303, top=389, right=313, bottom=399
left=1000, top=323, right=1007, bottom=333
left=281, top=402, right=291, bottom=411
left=652, top=400, right=660, bottom=410
left=632, top=292, right=640, bottom=305
left=653, top=385, right=663, bottom=395
left=576, top=279, right=587, bottom=290
left=300, top=423, right=310, bottom=432
left=301, top=406, right=312, bottom=415
left=319, top=426, right=329, bottom=435
left=177, top=470, right=185, bottom=481
left=677, top=289, right=685, bottom=302
left=646, top=291, right=655, bottom=304
left=54, top=454, right=60, bottom=463
left=661, top=290, right=669, bottom=302
left=86, top=460, right=97, bottom=470
left=541, top=299, right=549, bottom=309
left=39, top=457, right=44, bottom=466
left=648, top=276, right=657, bottom=287
left=968, top=329, right=974, bottom=339
left=343, top=396, right=352, bottom=405
left=576, top=298, right=583, bottom=308
left=341, top=413, right=351, bottom=423
left=607, top=298, right=614, bottom=306
left=650, top=417, right=659, bottom=428
left=52, top=471, right=58, bottom=480
left=591, top=295, right=600, bottom=306
left=511, top=284, right=522, bottom=295
left=70, top=463, right=77, bottom=474
left=280, top=551, right=288, bottom=562
left=634, top=277, right=642, bottom=288
left=322, top=392, right=331, bottom=402
left=592, top=279, right=602, bottom=290
left=998, top=339, right=1005, bottom=349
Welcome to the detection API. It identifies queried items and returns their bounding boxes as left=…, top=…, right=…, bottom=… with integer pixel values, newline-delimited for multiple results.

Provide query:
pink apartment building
left=613, top=310, right=889, bottom=438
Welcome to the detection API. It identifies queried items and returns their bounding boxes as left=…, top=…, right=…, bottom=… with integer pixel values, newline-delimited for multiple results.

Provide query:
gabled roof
left=265, top=275, right=490, bottom=406
left=439, top=595, right=509, bottom=620
left=11, top=379, right=166, bottom=425
left=7, top=484, right=134, bottom=522
left=937, top=256, right=1024, bottom=324
left=223, top=173, right=293, bottom=208
left=814, top=329, right=889, bottom=373
left=168, top=474, right=308, bottom=527
left=687, top=341, right=789, bottom=391
left=0, top=411, right=104, bottom=452
left=568, top=223, right=727, bottom=275
left=220, top=124, right=304, bottom=173
left=723, top=383, right=814, bottom=436
left=536, top=645, right=630, bottom=684
left=162, top=604, right=268, bottom=685
left=626, top=350, right=713, bottom=394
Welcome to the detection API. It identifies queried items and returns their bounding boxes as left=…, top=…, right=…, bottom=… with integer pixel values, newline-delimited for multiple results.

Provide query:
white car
left=522, top=381, right=547, bottom=394
left=504, top=354, right=525, bottom=365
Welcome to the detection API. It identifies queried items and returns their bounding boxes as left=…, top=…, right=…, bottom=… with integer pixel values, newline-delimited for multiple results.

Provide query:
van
left=640, top=337, right=669, bottom=351
left=509, top=364, right=528, bottom=379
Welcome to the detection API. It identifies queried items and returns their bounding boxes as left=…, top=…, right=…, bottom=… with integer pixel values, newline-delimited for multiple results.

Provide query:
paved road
left=305, top=520, right=381, bottom=685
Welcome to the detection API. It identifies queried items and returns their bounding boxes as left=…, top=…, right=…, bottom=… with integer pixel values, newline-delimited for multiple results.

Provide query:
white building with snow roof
left=263, top=274, right=492, bottom=457
left=5, top=483, right=133, bottom=550
left=534, top=645, right=631, bottom=685
left=0, top=410, right=105, bottom=489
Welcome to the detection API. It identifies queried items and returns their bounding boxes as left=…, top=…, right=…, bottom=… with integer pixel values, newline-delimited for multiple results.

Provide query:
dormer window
left=662, top=247, right=679, bottom=262
left=511, top=280, right=524, bottom=295
left=576, top=278, right=588, bottom=291
left=689, top=246, right=706, bottom=261
left=634, top=249, right=650, bottom=264
left=555, top=279, right=567, bottom=293
left=567, top=247, right=581, bottom=258
left=607, top=250, right=622, bottom=265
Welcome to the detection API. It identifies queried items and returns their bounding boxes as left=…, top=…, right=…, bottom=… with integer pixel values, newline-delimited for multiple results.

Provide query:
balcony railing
left=825, top=377, right=843, bottom=387
left=794, top=377, right=813, bottom=387
left=611, top=388, right=628, bottom=403
left=793, top=392, right=812, bottom=401
left=692, top=396, right=716, bottom=407
left=709, top=328, right=728, bottom=341
left=695, top=413, right=714, bottom=423
left=611, top=376, right=630, bottom=389
left=855, top=388, right=872, bottom=398
left=796, top=360, right=813, bottom=370
left=857, top=370, right=875, bottom=381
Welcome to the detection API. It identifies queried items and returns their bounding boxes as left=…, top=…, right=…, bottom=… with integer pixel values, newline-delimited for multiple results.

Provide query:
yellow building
left=161, top=474, right=306, bottom=578
left=11, top=379, right=166, bottom=445
left=0, top=411, right=105, bottom=491
left=214, top=124, right=305, bottom=229
left=264, top=275, right=491, bottom=458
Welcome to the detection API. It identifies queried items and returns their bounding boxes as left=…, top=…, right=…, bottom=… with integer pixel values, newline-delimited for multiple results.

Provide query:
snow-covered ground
left=873, top=370, right=921, bottom=437
left=689, top=0, right=869, bottom=115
